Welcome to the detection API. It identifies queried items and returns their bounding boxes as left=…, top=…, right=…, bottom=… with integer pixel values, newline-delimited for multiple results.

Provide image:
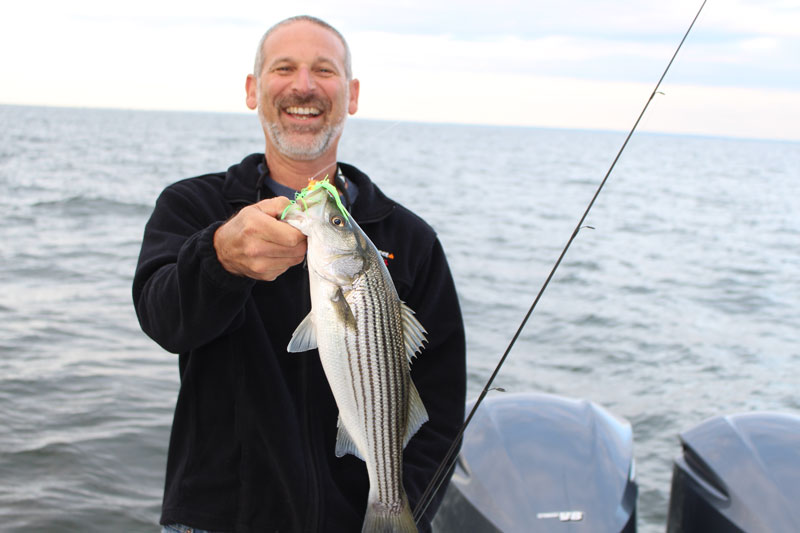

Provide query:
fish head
left=282, top=180, right=369, bottom=285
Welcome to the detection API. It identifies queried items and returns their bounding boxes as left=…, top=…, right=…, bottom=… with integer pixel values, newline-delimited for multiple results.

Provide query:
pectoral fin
left=287, top=312, right=317, bottom=353
left=332, top=287, right=357, bottom=329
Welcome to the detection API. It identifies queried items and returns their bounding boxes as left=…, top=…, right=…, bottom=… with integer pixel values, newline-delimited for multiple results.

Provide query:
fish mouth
left=281, top=208, right=305, bottom=229
left=280, top=182, right=331, bottom=226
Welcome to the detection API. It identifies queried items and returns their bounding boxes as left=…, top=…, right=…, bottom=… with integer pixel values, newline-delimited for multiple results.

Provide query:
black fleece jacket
left=132, top=153, right=466, bottom=532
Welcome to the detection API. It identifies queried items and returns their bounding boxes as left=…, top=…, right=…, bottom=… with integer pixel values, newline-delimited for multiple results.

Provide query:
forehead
left=262, top=21, right=346, bottom=68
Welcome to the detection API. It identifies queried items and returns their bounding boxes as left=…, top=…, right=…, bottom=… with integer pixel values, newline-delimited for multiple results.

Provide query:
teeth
left=286, top=106, right=321, bottom=116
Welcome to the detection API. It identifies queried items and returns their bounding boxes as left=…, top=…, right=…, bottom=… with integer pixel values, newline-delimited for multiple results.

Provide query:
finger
left=248, top=199, right=306, bottom=248
left=251, top=216, right=306, bottom=252
left=252, top=254, right=307, bottom=281
left=256, top=238, right=308, bottom=259
left=254, top=196, right=292, bottom=218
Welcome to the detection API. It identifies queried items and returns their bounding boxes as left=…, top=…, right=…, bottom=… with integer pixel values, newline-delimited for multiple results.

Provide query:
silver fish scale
left=344, top=257, right=410, bottom=513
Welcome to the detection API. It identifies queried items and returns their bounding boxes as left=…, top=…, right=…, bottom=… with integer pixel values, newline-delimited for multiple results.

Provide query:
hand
left=213, top=197, right=307, bottom=281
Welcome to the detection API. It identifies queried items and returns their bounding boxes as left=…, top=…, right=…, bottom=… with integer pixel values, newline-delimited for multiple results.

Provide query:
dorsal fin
left=400, top=302, right=427, bottom=363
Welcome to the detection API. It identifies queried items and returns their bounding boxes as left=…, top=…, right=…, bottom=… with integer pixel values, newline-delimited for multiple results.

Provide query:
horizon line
left=2, top=101, right=797, bottom=145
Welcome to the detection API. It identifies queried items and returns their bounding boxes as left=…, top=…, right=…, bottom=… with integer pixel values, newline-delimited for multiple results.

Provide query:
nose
left=292, top=66, right=315, bottom=94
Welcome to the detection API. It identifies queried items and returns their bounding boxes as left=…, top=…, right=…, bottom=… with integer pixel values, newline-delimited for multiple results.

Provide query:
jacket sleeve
left=132, top=181, right=256, bottom=354
left=400, top=236, right=467, bottom=530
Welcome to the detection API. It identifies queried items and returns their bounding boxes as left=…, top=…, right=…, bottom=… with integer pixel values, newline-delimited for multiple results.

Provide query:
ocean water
left=0, top=104, right=798, bottom=532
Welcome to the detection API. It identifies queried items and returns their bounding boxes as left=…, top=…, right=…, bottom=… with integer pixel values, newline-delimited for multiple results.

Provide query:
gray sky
left=3, top=0, right=799, bottom=140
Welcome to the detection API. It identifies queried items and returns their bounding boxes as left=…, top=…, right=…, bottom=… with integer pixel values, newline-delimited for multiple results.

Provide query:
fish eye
left=330, top=215, right=345, bottom=227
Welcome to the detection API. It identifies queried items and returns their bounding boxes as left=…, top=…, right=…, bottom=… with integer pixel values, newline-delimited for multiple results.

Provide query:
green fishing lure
left=280, top=178, right=350, bottom=222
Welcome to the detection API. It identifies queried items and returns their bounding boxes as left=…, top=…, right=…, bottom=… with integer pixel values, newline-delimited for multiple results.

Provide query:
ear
left=348, top=78, right=360, bottom=115
left=245, top=74, right=258, bottom=110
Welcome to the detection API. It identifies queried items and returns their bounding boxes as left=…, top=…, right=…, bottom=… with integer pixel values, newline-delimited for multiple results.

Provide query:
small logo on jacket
left=378, top=249, right=395, bottom=266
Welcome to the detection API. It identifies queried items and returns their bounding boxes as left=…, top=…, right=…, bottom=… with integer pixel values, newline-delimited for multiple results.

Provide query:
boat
left=433, top=392, right=800, bottom=532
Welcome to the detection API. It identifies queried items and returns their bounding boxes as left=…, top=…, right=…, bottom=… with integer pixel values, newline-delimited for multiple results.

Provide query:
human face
left=246, top=21, right=359, bottom=161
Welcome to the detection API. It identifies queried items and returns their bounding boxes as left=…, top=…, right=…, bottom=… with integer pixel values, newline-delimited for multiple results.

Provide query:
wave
left=31, top=195, right=153, bottom=217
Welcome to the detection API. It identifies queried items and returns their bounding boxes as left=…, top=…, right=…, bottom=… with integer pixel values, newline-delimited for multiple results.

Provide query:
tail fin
left=361, top=496, right=418, bottom=533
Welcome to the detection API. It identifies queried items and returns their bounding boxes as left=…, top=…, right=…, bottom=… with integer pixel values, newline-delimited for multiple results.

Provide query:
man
left=133, top=15, right=466, bottom=533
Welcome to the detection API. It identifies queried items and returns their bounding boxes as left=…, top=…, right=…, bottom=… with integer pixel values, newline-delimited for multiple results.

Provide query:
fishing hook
left=413, top=0, right=708, bottom=524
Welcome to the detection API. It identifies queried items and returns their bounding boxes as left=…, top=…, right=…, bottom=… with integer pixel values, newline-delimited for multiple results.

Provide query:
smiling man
left=133, top=15, right=466, bottom=533
left=247, top=18, right=359, bottom=181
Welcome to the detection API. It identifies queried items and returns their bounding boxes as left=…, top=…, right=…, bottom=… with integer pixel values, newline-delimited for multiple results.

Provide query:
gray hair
left=253, top=15, right=352, bottom=80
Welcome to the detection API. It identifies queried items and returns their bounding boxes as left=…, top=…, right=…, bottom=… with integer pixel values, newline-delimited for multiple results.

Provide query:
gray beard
left=262, top=113, right=345, bottom=161
left=259, top=87, right=349, bottom=161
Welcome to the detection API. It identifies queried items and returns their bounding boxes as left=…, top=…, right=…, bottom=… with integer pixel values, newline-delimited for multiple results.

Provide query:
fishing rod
left=413, top=0, right=708, bottom=524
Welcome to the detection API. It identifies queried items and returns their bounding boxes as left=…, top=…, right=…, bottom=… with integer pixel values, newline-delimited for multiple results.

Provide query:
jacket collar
left=221, top=153, right=395, bottom=224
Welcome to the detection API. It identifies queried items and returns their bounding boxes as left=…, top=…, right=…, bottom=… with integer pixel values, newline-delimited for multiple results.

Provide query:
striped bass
left=281, top=180, right=428, bottom=533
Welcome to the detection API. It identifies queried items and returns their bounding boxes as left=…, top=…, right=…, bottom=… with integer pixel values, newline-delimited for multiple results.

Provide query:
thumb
left=254, top=196, right=293, bottom=219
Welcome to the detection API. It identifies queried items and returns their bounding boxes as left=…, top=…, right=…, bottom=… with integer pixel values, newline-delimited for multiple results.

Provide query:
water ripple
left=1, top=107, right=798, bottom=533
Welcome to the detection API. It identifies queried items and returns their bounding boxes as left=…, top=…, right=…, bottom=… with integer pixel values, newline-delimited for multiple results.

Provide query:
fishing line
left=412, top=0, right=708, bottom=523
left=255, top=119, right=404, bottom=202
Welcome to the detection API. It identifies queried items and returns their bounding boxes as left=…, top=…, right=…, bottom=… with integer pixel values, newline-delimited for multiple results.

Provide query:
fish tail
left=361, top=496, right=418, bottom=533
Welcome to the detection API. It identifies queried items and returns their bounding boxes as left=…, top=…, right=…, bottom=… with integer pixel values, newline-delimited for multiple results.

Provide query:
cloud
left=326, top=0, right=706, bottom=38
left=706, top=0, right=800, bottom=37
left=357, top=68, right=800, bottom=141
left=2, top=0, right=799, bottom=140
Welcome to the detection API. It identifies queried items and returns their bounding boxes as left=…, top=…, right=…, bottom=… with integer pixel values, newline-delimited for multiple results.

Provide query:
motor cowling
left=434, top=393, right=637, bottom=532
left=667, top=412, right=800, bottom=533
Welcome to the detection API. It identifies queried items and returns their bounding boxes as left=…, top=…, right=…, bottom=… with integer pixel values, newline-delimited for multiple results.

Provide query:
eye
left=315, top=64, right=337, bottom=76
left=330, top=215, right=345, bottom=227
left=271, top=64, right=294, bottom=74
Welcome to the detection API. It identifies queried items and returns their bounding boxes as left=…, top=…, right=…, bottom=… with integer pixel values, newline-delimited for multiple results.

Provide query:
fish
left=281, top=180, right=428, bottom=533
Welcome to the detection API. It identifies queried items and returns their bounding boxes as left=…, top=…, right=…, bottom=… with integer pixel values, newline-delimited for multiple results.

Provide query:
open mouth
left=284, top=106, right=323, bottom=120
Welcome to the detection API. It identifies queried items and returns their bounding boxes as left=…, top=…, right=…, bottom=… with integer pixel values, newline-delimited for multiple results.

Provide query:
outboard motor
left=667, top=412, right=800, bottom=532
left=433, top=393, right=637, bottom=532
